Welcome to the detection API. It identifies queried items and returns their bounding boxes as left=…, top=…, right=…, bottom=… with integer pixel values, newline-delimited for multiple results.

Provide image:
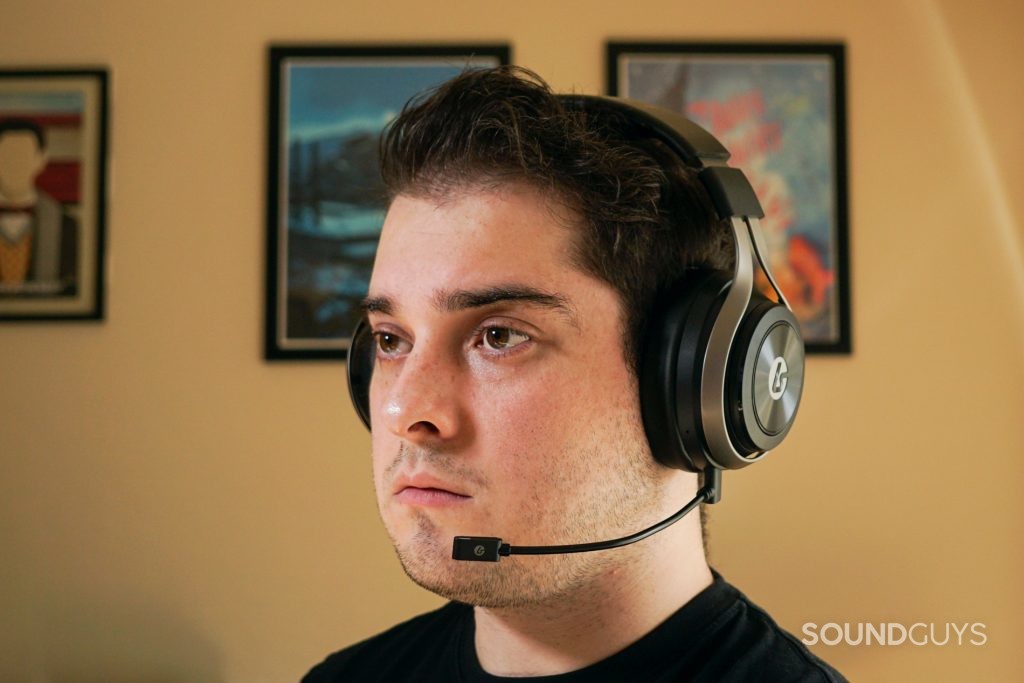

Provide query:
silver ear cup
left=728, top=302, right=804, bottom=454
left=752, top=319, right=803, bottom=438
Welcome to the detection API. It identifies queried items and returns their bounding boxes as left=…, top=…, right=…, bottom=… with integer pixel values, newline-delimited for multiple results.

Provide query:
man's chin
left=390, top=524, right=482, bottom=600
left=393, top=544, right=527, bottom=608
left=387, top=524, right=528, bottom=608
left=384, top=511, right=606, bottom=609
left=390, top=536, right=597, bottom=610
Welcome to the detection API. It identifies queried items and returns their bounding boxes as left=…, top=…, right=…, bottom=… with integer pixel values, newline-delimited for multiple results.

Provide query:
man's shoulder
left=702, top=577, right=846, bottom=682
left=301, top=601, right=469, bottom=683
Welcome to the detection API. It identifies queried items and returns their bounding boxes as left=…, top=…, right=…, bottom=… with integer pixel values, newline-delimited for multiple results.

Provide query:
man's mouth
left=392, top=472, right=473, bottom=507
left=395, top=486, right=472, bottom=506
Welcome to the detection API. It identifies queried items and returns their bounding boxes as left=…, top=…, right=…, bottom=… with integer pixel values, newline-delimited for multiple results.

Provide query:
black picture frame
left=608, top=42, right=850, bottom=354
left=0, top=68, right=108, bottom=321
left=265, top=44, right=511, bottom=360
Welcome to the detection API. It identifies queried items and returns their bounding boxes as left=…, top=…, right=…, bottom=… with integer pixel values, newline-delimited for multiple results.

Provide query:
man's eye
left=481, top=327, right=530, bottom=351
left=373, top=332, right=409, bottom=356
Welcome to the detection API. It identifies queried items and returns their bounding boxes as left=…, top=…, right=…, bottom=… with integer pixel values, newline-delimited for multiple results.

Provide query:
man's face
left=365, top=184, right=666, bottom=608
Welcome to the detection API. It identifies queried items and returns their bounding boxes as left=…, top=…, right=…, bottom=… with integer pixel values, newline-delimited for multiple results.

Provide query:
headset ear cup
left=726, top=298, right=804, bottom=453
left=640, top=270, right=732, bottom=472
left=346, top=318, right=375, bottom=431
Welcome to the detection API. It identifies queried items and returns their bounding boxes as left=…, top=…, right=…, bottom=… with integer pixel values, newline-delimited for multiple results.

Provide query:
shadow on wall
left=0, top=595, right=223, bottom=683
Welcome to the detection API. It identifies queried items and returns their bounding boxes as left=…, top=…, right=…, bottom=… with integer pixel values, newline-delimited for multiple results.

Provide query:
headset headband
left=557, top=95, right=765, bottom=221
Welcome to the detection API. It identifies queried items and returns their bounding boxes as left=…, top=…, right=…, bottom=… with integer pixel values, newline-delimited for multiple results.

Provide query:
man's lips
left=395, top=487, right=472, bottom=506
left=392, top=472, right=472, bottom=507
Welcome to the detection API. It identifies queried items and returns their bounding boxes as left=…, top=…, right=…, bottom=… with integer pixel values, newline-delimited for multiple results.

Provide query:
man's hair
left=0, top=118, right=46, bottom=149
left=380, top=66, right=731, bottom=372
left=379, top=66, right=732, bottom=547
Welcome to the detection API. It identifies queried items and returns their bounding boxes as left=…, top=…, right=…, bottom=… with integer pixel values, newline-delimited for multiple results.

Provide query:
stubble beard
left=389, top=511, right=614, bottom=609
left=381, top=429, right=664, bottom=609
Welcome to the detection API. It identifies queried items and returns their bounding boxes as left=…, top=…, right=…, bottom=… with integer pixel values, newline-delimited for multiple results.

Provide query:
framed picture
left=266, top=45, right=511, bottom=360
left=609, top=43, right=850, bottom=353
left=0, top=69, right=108, bottom=321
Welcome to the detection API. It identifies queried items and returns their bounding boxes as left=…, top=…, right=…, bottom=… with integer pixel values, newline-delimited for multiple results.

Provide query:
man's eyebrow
left=435, top=285, right=580, bottom=328
left=361, top=295, right=394, bottom=316
left=359, top=286, right=580, bottom=328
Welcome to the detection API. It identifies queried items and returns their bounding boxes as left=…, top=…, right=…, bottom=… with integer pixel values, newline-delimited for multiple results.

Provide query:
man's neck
left=472, top=513, right=711, bottom=677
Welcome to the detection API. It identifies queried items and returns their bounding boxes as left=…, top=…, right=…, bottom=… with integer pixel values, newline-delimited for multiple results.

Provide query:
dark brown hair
left=379, top=66, right=730, bottom=375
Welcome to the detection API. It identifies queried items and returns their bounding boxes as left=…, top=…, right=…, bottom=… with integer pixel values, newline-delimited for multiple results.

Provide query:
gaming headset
left=345, top=95, right=805, bottom=562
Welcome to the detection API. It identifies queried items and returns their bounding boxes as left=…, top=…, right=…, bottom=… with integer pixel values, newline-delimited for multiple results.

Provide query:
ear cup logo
left=768, top=357, right=789, bottom=400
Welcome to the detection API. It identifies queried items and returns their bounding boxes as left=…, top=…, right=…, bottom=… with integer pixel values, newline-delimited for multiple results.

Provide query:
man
left=305, top=67, right=844, bottom=682
left=0, top=118, right=77, bottom=296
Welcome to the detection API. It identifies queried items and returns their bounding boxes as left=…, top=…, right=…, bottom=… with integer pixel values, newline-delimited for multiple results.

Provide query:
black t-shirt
left=303, top=571, right=846, bottom=682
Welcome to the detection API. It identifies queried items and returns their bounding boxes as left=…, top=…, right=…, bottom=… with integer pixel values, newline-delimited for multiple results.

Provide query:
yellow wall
left=1, top=0, right=1022, bottom=680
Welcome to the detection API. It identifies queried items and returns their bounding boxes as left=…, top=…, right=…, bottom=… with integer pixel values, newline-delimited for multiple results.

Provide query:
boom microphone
left=452, top=468, right=722, bottom=562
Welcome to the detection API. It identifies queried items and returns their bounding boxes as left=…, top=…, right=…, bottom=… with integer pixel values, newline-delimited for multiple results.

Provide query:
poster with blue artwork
left=266, top=46, right=510, bottom=359
left=609, top=43, right=849, bottom=353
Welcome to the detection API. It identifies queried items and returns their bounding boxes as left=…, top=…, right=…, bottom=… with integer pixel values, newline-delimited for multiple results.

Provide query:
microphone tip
left=452, top=536, right=504, bottom=562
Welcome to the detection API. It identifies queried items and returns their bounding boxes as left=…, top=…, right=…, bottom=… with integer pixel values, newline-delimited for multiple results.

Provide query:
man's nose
left=376, top=343, right=464, bottom=444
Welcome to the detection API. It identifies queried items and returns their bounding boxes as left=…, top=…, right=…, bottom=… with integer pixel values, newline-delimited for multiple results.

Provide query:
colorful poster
left=612, top=45, right=849, bottom=352
left=0, top=71, right=106, bottom=320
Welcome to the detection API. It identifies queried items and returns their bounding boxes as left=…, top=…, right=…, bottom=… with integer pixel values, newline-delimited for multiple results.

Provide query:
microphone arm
left=452, top=468, right=722, bottom=563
